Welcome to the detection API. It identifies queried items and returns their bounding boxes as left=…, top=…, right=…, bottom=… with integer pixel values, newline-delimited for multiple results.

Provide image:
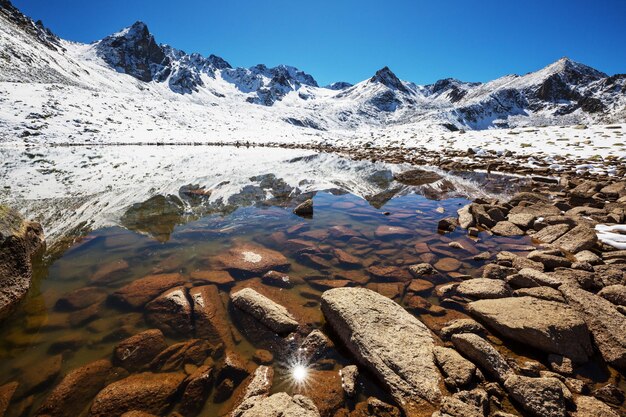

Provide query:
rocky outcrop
left=560, top=284, right=626, bottom=369
left=467, top=297, right=593, bottom=362
left=0, top=205, right=44, bottom=321
left=89, top=372, right=185, bottom=417
left=504, top=375, right=570, bottom=417
left=320, top=287, right=441, bottom=416
left=37, top=359, right=112, bottom=417
left=231, top=288, right=298, bottom=334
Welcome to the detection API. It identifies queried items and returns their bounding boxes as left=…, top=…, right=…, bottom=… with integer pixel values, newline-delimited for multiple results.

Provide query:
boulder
left=439, top=319, right=486, bottom=340
left=89, top=372, right=185, bottom=417
left=560, top=284, right=626, bottom=369
left=213, top=242, right=290, bottom=276
left=553, top=225, right=598, bottom=253
left=321, top=288, right=441, bottom=416
left=450, top=333, right=513, bottom=383
left=393, top=169, right=442, bottom=186
left=0, top=382, right=18, bottom=417
left=231, top=288, right=298, bottom=334
left=230, top=365, right=274, bottom=415
left=179, top=364, right=214, bottom=416
left=55, top=287, right=107, bottom=311
left=144, top=286, right=193, bottom=337
left=504, top=375, right=569, bottom=417
left=598, top=284, right=626, bottom=306
left=15, top=354, right=62, bottom=399
left=572, top=395, right=620, bottom=417
left=533, top=224, right=571, bottom=244
left=457, top=205, right=474, bottom=229
left=491, top=221, right=524, bottom=236
left=455, top=278, right=512, bottom=299
left=190, top=285, right=234, bottom=347
left=467, top=297, right=593, bottom=362
left=374, top=226, right=413, bottom=239
left=37, top=359, right=112, bottom=417
left=513, top=287, right=565, bottom=303
left=0, top=205, right=45, bottom=321
left=113, top=329, right=167, bottom=372
left=433, top=346, right=476, bottom=388
left=262, top=270, right=293, bottom=288
left=232, top=392, right=320, bottom=417
left=110, top=273, right=185, bottom=308
left=293, top=199, right=314, bottom=217
left=339, top=365, right=358, bottom=397
left=150, top=339, right=213, bottom=372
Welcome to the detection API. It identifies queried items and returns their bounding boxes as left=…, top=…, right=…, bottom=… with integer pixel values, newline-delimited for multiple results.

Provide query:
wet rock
left=553, top=225, right=597, bottom=253
left=110, top=273, right=185, bottom=308
left=492, top=221, right=524, bottom=236
left=467, top=297, right=592, bottom=362
left=293, top=199, right=314, bottom=217
left=113, top=329, right=167, bottom=372
left=434, top=257, right=461, bottom=272
left=0, top=382, right=18, bottom=417
left=592, top=383, right=624, bottom=406
left=451, top=333, right=513, bottom=383
left=230, top=365, right=274, bottom=415
left=89, top=260, right=130, bottom=285
left=179, top=364, right=214, bottom=416
left=548, top=354, right=574, bottom=375
left=55, top=287, right=107, bottom=311
left=217, top=351, right=251, bottom=385
left=407, top=279, right=434, bottom=293
left=408, top=263, right=436, bottom=277
left=213, top=242, right=290, bottom=276
left=232, top=392, right=320, bottom=417
left=300, top=329, right=333, bottom=361
left=189, top=285, right=233, bottom=347
left=439, top=318, right=486, bottom=340
left=15, top=354, right=62, bottom=399
left=560, top=284, right=626, bottom=369
left=0, top=205, right=45, bottom=321
left=252, top=349, right=273, bottom=365
left=433, top=346, right=476, bottom=388
left=144, top=286, right=193, bottom=337
left=37, top=359, right=112, bottom=417
left=374, top=225, right=412, bottom=239
left=262, top=270, right=293, bottom=288
left=504, top=374, right=569, bottom=417
left=213, top=378, right=235, bottom=403
left=457, top=205, right=475, bottom=229
left=231, top=288, right=298, bottom=334
left=367, top=265, right=412, bottom=282
left=482, top=264, right=516, bottom=280
left=572, top=395, right=620, bottom=417
left=340, top=365, right=358, bottom=397
left=598, top=284, right=626, bottom=306
left=332, top=248, right=360, bottom=267
left=328, top=225, right=362, bottom=240
left=150, top=339, right=213, bottom=372
left=351, top=397, right=400, bottom=417
left=393, top=169, right=442, bottom=186
left=304, top=370, right=344, bottom=417
left=437, top=217, right=459, bottom=233
left=189, top=270, right=235, bottom=286
left=321, top=288, right=441, bottom=415
left=455, top=278, right=512, bottom=299
left=89, top=372, right=186, bottom=417
left=513, top=286, right=565, bottom=302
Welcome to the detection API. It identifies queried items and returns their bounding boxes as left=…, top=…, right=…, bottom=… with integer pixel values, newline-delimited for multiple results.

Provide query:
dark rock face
left=370, top=67, right=409, bottom=94
left=0, top=0, right=62, bottom=51
left=0, top=205, right=45, bottom=321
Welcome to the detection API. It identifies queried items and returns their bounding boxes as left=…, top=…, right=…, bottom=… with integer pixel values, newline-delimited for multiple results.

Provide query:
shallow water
left=1, top=146, right=620, bottom=416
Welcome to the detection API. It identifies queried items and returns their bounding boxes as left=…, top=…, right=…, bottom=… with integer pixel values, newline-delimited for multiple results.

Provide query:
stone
left=527, top=250, right=572, bottom=270
left=231, top=392, right=320, bottom=417
left=0, top=205, right=45, bottom=321
left=0, top=382, right=18, bottom=417
left=437, top=217, right=459, bottom=233
left=592, top=383, right=624, bottom=406
left=547, top=354, right=574, bottom=375
left=293, top=199, right=314, bottom=217
left=433, top=346, right=476, bottom=388
left=300, top=329, right=332, bottom=361
left=190, top=285, right=234, bottom=347
left=230, top=365, right=274, bottom=415
left=150, top=339, right=213, bottom=372
left=514, top=286, right=565, bottom=303
left=213, top=242, right=290, bottom=276
left=516, top=268, right=562, bottom=288
left=213, top=378, right=235, bottom=403
left=37, top=359, right=112, bottom=417
left=507, top=213, right=536, bottom=229
left=457, top=205, right=475, bottom=229
left=55, top=287, right=107, bottom=311
left=598, top=284, right=626, bottom=306
left=434, top=257, right=461, bottom=272
left=189, top=270, right=235, bottom=286
left=303, top=370, right=344, bottom=417
left=482, top=264, right=516, bottom=280
left=113, top=329, right=167, bottom=372
left=553, top=225, right=598, bottom=253
left=252, top=349, right=273, bottom=365
left=439, top=319, right=486, bottom=340
left=144, top=286, right=193, bottom=337
left=492, top=221, right=524, bottom=236
left=407, top=279, right=434, bottom=293
left=560, top=284, right=626, bottom=369
left=262, top=270, right=293, bottom=288
left=575, top=250, right=602, bottom=265
left=231, top=288, right=298, bottom=334
left=455, top=278, right=512, bottom=299
left=533, top=224, right=571, bottom=244
left=367, top=265, right=412, bottom=282
left=89, top=372, right=186, bottom=417
left=393, top=169, right=442, bottom=186
left=451, top=333, right=513, bottom=383
left=572, top=395, right=620, bottom=417
left=321, top=288, right=441, bottom=415
left=374, top=225, right=412, bottom=238
left=339, top=365, right=358, bottom=397
left=408, top=263, right=435, bottom=277
left=110, top=273, right=185, bottom=308
left=90, top=259, right=130, bottom=285
left=179, top=364, right=214, bottom=416
left=504, top=375, right=569, bottom=417
left=467, top=297, right=593, bottom=362
left=15, top=354, right=62, bottom=399
left=332, top=249, right=361, bottom=267
left=351, top=397, right=400, bottom=417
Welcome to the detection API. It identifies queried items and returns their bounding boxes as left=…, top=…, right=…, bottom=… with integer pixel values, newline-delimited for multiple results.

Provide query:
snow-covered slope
left=0, top=0, right=625, bottom=145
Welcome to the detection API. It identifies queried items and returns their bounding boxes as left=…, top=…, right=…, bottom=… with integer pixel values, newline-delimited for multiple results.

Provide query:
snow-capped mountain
left=0, top=0, right=624, bottom=144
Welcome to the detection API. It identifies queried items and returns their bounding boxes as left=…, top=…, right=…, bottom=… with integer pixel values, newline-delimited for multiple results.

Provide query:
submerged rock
left=110, top=273, right=185, bottom=308
left=293, top=199, right=314, bottom=217
left=214, top=242, right=290, bottom=276
left=393, top=169, right=442, bottom=186
left=0, top=205, right=45, bottom=321
left=190, top=285, right=234, bottom=347
left=231, top=288, right=298, bottom=333
left=144, top=286, right=193, bottom=337
left=467, top=296, right=593, bottom=362
left=113, top=329, right=167, bottom=372
left=321, top=287, right=441, bottom=416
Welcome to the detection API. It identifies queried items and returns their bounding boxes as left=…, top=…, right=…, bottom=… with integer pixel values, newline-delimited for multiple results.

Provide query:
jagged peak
left=370, top=66, right=408, bottom=93
left=108, top=20, right=151, bottom=40
left=536, top=56, right=607, bottom=81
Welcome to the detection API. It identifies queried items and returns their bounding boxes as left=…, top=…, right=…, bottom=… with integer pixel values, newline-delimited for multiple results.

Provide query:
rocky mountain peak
left=0, top=0, right=62, bottom=51
left=370, top=66, right=409, bottom=93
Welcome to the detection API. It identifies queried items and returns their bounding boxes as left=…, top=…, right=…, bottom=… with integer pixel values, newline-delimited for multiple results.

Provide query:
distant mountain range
left=0, top=0, right=624, bottom=141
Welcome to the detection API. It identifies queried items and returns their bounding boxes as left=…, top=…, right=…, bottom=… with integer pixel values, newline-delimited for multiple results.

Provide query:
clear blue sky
left=13, top=0, right=626, bottom=86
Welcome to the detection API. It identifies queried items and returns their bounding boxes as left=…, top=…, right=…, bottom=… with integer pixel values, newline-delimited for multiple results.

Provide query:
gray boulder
left=231, top=288, right=298, bottom=334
